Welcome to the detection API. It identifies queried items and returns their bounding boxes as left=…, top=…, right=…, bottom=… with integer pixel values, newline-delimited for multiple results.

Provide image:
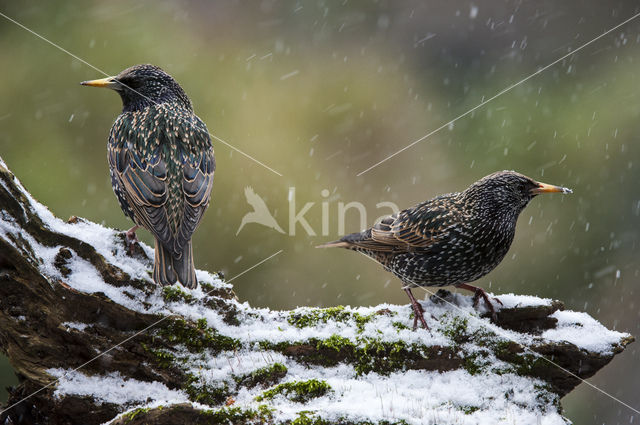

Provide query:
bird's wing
left=108, top=119, right=176, bottom=252
left=363, top=195, right=461, bottom=251
left=108, top=111, right=214, bottom=257
left=390, top=198, right=459, bottom=247
left=245, top=186, right=268, bottom=211
left=175, top=116, right=216, bottom=252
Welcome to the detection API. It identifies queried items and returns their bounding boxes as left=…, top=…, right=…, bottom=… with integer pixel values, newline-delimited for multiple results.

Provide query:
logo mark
left=236, top=186, right=400, bottom=236
left=236, top=187, right=285, bottom=235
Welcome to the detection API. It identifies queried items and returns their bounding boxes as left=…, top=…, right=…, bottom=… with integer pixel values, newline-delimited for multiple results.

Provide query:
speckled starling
left=82, top=64, right=215, bottom=289
left=318, top=171, right=572, bottom=329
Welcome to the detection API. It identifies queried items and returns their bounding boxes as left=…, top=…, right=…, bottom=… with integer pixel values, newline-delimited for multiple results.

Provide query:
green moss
left=459, top=405, right=480, bottom=415
left=354, top=313, right=376, bottom=333
left=150, top=349, right=176, bottom=368
left=200, top=281, right=215, bottom=293
left=158, top=317, right=240, bottom=354
left=315, top=334, right=412, bottom=375
left=124, top=407, right=150, bottom=422
left=258, top=340, right=287, bottom=352
left=317, top=334, right=355, bottom=352
left=461, top=350, right=493, bottom=376
left=257, top=404, right=275, bottom=419
left=140, top=343, right=177, bottom=369
left=289, top=413, right=409, bottom=425
left=288, top=306, right=348, bottom=328
left=439, top=316, right=470, bottom=346
left=391, top=321, right=410, bottom=332
left=184, top=373, right=230, bottom=406
left=162, top=286, right=194, bottom=303
left=490, top=366, right=512, bottom=376
left=533, top=383, right=561, bottom=410
left=236, top=362, right=288, bottom=388
left=318, top=334, right=420, bottom=376
left=353, top=338, right=405, bottom=375
left=258, top=338, right=343, bottom=367
left=199, top=405, right=273, bottom=422
left=462, top=353, right=483, bottom=376
left=290, top=411, right=328, bottom=425
left=287, top=306, right=375, bottom=333
left=493, top=340, right=549, bottom=377
left=124, top=404, right=409, bottom=425
left=263, top=334, right=431, bottom=377
left=436, top=315, right=502, bottom=377
left=256, top=379, right=332, bottom=403
left=513, top=354, right=548, bottom=376
left=492, top=340, right=515, bottom=358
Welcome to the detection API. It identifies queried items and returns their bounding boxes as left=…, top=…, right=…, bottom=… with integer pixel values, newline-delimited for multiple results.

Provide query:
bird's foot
left=404, top=288, right=430, bottom=331
left=125, top=225, right=140, bottom=255
left=411, top=303, right=428, bottom=330
left=458, top=283, right=502, bottom=322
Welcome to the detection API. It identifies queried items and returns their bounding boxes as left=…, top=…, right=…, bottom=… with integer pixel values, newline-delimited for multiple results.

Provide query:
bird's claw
left=125, top=225, right=140, bottom=255
left=410, top=302, right=429, bottom=330
left=480, top=295, right=500, bottom=322
left=404, top=288, right=430, bottom=331
left=411, top=304, right=429, bottom=331
left=467, top=285, right=501, bottom=322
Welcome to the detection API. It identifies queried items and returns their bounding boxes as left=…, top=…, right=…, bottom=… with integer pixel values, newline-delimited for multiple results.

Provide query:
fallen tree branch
left=0, top=157, right=633, bottom=425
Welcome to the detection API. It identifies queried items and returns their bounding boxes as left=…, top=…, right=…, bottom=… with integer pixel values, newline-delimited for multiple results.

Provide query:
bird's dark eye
left=118, top=77, right=139, bottom=89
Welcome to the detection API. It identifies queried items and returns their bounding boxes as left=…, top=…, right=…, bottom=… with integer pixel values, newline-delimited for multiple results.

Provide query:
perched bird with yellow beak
left=82, top=64, right=215, bottom=289
left=318, top=171, right=572, bottom=329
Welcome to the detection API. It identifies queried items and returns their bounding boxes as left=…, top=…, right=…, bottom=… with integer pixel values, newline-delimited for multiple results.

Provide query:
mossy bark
left=0, top=158, right=633, bottom=425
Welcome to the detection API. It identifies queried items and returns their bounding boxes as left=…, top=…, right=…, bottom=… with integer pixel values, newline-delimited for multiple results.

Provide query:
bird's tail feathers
left=315, top=240, right=350, bottom=249
left=153, top=239, right=197, bottom=289
left=173, top=240, right=197, bottom=289
left=153, top=240, right=178, bottom=286
left=316, top=230, right=371, bottom=249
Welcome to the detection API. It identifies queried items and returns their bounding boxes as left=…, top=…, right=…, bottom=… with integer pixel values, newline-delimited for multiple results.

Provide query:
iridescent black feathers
left=83, top=64, right=215, bottom=288
left=319, top=171, right=571, bottom=329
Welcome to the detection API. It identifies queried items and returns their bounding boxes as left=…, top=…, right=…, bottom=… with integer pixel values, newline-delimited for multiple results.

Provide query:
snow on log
left=0, top=156, right=633, bottom=425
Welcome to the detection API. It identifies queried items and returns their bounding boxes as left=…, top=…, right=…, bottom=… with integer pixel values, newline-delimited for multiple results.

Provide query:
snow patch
left=47, top=368, right=188, bottom=406
left=496, top=293, right=553, bottom=309
left=62, top=322, right=89, bottom=332
left=543, top=310, right=629, bottom=354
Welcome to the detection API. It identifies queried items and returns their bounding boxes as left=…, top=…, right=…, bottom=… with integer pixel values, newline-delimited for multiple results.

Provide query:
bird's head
left=81, top=64, right=192, bottom=113
left=463, top=170, right=572, bottom=217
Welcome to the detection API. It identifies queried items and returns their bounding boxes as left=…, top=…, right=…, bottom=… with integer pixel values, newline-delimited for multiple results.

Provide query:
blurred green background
left=1, top=1, right=639, bottom=422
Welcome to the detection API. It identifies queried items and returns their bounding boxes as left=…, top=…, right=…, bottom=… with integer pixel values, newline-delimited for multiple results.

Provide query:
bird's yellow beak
left=80, top=77, right=119, bottom=89
left=530, top=181, right=573, bottom=195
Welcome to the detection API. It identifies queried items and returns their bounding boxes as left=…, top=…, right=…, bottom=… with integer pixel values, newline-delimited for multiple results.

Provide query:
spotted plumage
left=82, top=64, right=215, bottom=288
left=318, top=171, right=572, bottom=329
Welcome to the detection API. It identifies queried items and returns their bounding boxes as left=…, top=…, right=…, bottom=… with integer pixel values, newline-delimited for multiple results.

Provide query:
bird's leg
left=457, top=283, right=503, bottom=321
left=125, top=225, right=140, bottom=253
left=403, top=288, right=429, bottom=330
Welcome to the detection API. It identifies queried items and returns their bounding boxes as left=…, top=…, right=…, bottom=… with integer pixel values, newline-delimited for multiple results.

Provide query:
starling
left=82, top=64, right=215, bottom=289
left=318, top=171, right=572, bottom=329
